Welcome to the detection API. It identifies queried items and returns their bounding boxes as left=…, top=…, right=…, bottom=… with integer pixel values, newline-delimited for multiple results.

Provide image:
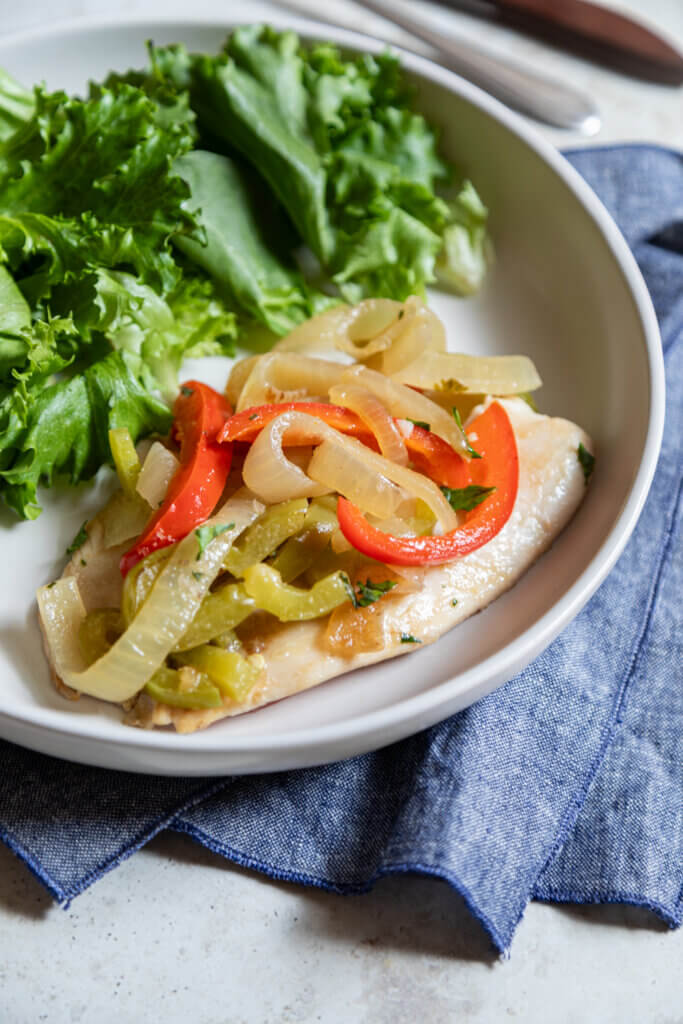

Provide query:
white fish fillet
left=116, top=398, right=591, bottom=732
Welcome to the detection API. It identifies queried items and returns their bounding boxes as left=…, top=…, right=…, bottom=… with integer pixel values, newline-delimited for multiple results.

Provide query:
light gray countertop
left=1, top=2, right=681, bottom=1021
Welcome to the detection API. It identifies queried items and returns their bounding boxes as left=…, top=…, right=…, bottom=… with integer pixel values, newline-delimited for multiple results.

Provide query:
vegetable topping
left=120, top=380, right=233, bottom=575
left=336, top=401, right=518, bottom=565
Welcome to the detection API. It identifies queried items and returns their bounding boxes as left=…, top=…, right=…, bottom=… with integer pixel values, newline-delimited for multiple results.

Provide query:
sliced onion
left=308, top=440, right=411, bottom=519
left=37, top=490, right=264, bottom=703
left=242, top=415, right=330, bottom=503
left=236, top=354, right=346, bottom=412
left=243, top=411, right=456, bottom=529
left=273, top=304, right=355, bottom=353
left=328, top=382, right=408, bottom=466
left=136, top=442, right=179, bottom=509
left=96, top=490, right=151, bottom=550
left=393, top=352, right=542, bottom=394
left=339, top=365, right=471, bottom=459
left=333, top=298, right=405, bottom=360
left=368, top=297, right=446, bottom=375
left=271, top=297, right=448, bottom=373
left=273, top=299, right=407, bottom=359
left=226, top=356, right=259, bottom=408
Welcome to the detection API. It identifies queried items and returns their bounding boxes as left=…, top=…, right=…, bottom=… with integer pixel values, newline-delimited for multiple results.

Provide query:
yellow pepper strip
left=121, top=547, right=173, bottom=627
left=78, top=609, right=124, bottom=666
left=242, top=563, right=352, bottom=621
left=174, top=581, right=255, bottom=652
left=268, top=524, right=332, bottom=583
left=175, top=646, right=261, bottom=703
left=223, top=499, right=308, bottom=576
left=109, top=427, right=142, bottom=500
left=144, top=666, right=222, bottom=709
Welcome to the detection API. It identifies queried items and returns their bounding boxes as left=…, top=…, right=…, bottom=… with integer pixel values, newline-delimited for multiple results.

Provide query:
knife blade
left=436, top=0, right=683, bottom=84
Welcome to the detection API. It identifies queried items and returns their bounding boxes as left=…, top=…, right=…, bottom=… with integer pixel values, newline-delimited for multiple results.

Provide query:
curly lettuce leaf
left=80, top=267, right=238, bottom=399
left=0, top=68, right=34, bottom=143
left=0, top=350, right=172, bottom=519
left=0, top=82, right=196, bottom=229
left=147, top=27, right=482, bottom=306
left=0, top=265, right=78, bottom=399
left=0, top=265, right=31, bottom=374
left=436, top=181, right=491, bottom=296
left=109, top=27, right=490, bottom=313
left=0, top=82, right=199, bottom=295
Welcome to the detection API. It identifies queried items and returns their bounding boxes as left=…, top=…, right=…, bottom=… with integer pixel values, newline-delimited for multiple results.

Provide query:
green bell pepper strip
left=212, top=628, right=241, bottom=650
left=223, top=498, right=308, bottom=576
left=144, top=666, right=222, bottom=709
left=268, top=524, right=332, bottom=583
left=303, top=496, right=338, bottom=530
left=174, top=581, right=256, bottom=652
left=242, top=563, right=352, bottom=621
left=175, top=645, right=261, bottom=703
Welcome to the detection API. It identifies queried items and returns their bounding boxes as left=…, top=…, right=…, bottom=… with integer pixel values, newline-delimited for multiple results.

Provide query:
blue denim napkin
left=0, top=146, right=681, bottom=954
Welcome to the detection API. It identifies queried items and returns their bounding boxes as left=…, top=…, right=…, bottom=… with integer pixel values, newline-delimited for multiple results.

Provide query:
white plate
left=0, top=15, right=664, bottom=775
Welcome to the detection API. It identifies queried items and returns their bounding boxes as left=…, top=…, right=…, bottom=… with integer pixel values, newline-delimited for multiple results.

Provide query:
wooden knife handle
left=491, top=0, right=683, bottom=83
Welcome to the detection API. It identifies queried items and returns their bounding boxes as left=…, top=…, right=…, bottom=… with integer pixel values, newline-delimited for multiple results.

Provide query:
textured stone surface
left=0, top=835, right=680, bottom=1022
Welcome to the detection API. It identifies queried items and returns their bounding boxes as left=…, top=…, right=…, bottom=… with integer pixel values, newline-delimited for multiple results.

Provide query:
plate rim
left=0, top=13, right=666, bottom=770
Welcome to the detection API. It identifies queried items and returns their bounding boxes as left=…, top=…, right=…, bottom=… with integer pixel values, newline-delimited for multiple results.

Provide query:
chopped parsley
left=452, top=407, right=482, bottom=459
left=451, top=598, right=459, bottom=607
left=577, top=443, right=595, bottom=485
left=400, top=633, right=421, bottom=644
left=440, top=484, right=495, bottom=512
left=397, top=309, right=404, bottom=320
left=342, top=576, right=399, bottom=608
left=195, top=522, right=234, bottom=560
left=407, top=418, right=430, bottom=431
left=192, top=571, right=204, bottom=582
left=341, top=572, right=358, bottom=607
left=248, top=413, right=259, bottom=421
left=355, top=579, right=397, bottom=607
left=66, top=521, right=88, bottom=555
left=180, top=385, right=195, bottom=397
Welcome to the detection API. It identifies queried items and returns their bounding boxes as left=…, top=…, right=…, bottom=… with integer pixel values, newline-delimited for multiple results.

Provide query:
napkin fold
left=1, top=146, right=681, bottom=954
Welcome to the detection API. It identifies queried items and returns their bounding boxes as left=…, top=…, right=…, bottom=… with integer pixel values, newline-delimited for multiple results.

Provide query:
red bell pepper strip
left=404, top=425, right=470, bottom=489
left=337, top=402, right=518, bottom=566
left=220, top=402, right=470, bottom=489
left=220, top=403, right=368, bottom=443
left=120, top=381, right=233, bottom=576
